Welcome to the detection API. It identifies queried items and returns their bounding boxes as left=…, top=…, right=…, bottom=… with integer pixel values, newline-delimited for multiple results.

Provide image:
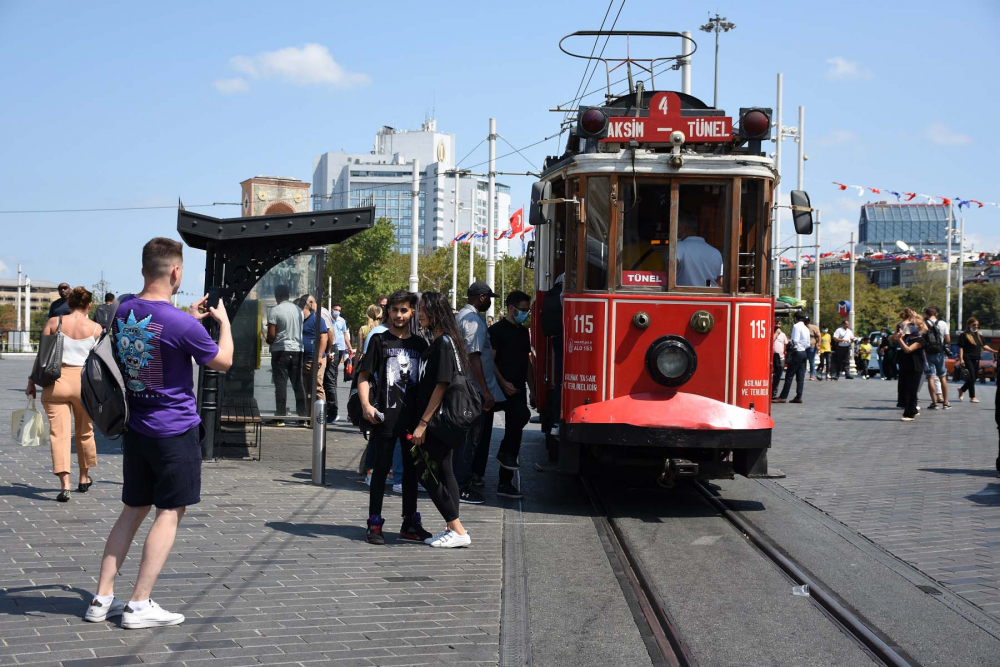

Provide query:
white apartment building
left=312, top=119, right=512, bottom=255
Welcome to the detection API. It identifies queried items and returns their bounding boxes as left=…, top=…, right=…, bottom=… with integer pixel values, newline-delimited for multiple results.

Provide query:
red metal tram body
left=528, top=36, right=811, bottom=483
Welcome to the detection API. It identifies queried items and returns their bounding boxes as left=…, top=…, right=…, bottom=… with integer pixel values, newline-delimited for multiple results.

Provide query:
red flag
left=520, top=225, right=534, bottom=238
left=939, top=196, right=952, bottom=207
left=868, top=187, right=881, bottom=194
left=833, top=182, right=848, bottom=191
left=903, top=192, right=917, bottom=201
left=509, top=208, right=524, bottom=235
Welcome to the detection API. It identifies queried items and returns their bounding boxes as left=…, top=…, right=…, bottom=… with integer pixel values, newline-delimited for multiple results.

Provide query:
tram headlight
left=645, top=335, right=698, bottom=387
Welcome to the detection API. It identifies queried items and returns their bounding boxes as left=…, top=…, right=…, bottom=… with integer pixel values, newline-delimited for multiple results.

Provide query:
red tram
left=529, top=32, right=813, bottom=484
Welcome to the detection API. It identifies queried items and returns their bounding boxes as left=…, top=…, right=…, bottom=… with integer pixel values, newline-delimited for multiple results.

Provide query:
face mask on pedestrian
left=476, top=296, right=490, bottom=313
left=332, top=310, right=340, bottom=319
left=514, top=309, right=529, bottom=324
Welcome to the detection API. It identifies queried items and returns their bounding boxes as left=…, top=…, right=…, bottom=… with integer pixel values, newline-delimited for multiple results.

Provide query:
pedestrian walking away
left=817, top=326, right=832, bottom=380
left=772, top=321, right=787, bottom=398
left=487, top=290, right=536, bottom=499
left=410, top=291, right=473, bottom=548
left=891, top=309, right=926, bottom=421
left=774, top=312, right=809, bottom=404
left=832, top=319, right=855, bottom=380
left=958, top=317, right=996, bottom=404
left=806, top=317, right=821, bottom=380
left=324, top=303, right=353, bottom=422
left=26, top=286, right=102, bottom=502
left=455, top=280, right=503, bottom=505
left=356, top=290, right=429, bottom=545
left=300, top=294, right=329, bottom=411
left=88, top=237, right=233, bottom=629
left=93, top=292, right=117, bottom=331
left=266, top=284, right=306, bottom=424
left=923, top=307, right=951, bottom=408
left=47, top=282, right=72, bottom=318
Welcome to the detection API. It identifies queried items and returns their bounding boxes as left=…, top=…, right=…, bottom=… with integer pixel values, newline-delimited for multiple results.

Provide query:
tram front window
left=621, top=181, right=672, bottom=289
left=676, top=183, right=727, bottom=288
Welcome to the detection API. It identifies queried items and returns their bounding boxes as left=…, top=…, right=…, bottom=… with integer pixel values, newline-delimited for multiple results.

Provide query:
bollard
left=311, top=398, right=326, bottom=486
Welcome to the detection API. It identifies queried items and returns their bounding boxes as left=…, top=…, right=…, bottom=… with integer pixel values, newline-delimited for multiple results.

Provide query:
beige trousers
left=41, top=365, right=97, bottom=476
left=302, top=355, right=327, bottom=403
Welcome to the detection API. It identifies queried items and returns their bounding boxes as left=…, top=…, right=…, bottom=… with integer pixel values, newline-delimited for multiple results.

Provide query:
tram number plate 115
left=749, top=319, right=767, bottom=339
left=573, top=315, right=594, bottom=334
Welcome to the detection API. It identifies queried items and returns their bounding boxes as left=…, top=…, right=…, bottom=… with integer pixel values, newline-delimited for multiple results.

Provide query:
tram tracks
left=582, top=475, right=918, bottom=667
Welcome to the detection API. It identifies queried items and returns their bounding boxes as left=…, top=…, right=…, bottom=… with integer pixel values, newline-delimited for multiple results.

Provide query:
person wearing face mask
left=958, top=317, right=997, bottom=403
left=484, top=291, right=536, bottom=499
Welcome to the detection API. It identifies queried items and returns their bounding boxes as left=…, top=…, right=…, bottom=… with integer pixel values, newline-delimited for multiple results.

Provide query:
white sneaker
left=393, top=483, right=402, bottom=494
left=429, top=530, right=472, bottom=548
left=418, top=483, right=428, bottom=493
left=424, top=529, right=450, bottom=545
left=364, top=470, right=372, bottom=486
left=122, top=600, right=185, bottom=629
left=84, top=596, right=125, bottom=622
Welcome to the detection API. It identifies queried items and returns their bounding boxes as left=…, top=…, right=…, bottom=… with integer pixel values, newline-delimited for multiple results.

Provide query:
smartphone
left=207, top=287, right=221, bottom=311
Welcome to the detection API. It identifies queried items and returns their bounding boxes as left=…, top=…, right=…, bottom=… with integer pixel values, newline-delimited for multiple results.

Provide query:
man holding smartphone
left=356, top=290, right=431, bottom=545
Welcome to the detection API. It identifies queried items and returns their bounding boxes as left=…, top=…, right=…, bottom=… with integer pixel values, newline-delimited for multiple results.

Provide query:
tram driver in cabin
left=675, top=211, right=724, bottom=288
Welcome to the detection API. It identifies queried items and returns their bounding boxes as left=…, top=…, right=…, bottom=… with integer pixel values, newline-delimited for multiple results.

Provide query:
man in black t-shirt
left=48, top=283, right=72, bottom=318
left=486, top=291, right=536, bottom=499
left=357, top=290, right=431, bottom=545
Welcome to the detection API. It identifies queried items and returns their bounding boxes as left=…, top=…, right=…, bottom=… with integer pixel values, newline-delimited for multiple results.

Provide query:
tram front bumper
left=563, top=392, right=772, bottom=449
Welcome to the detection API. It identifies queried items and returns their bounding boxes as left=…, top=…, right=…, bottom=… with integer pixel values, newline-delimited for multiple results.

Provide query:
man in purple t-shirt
left=85, top=238, right=233, bottom=630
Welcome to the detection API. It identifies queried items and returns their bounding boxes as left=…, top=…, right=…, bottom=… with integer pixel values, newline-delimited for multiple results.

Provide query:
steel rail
left=581, top=477, right=697, bottom=667
left=693, top=481, right=915, bottom=667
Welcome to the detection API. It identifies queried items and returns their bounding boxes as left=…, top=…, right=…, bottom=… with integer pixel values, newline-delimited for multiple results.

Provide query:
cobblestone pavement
left=0, top=358, right=501, bottom=667
left=771, top=375, right=1000, bottom=618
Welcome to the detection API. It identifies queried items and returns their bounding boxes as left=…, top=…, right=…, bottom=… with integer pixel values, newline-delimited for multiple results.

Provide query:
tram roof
left=541, top=151, right=776, bottom=181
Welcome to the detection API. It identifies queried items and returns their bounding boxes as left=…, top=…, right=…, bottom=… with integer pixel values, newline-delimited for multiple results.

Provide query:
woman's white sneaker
left=84, top=597, right=125, bottom=622
left=429, top=530, right=471, bottom=548
left=424, top=529, right=450, bottom=545
left=122, top=600, right=185, bottom=629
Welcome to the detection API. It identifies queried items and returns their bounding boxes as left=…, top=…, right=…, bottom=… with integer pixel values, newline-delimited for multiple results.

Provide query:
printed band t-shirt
left=113, top=296, right=219, bottom=438
left=357, top=331, right=427, bottom=436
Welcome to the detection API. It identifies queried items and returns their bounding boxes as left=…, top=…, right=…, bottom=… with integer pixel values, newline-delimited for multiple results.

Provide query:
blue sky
left=1, top=0, right=997, bottom=296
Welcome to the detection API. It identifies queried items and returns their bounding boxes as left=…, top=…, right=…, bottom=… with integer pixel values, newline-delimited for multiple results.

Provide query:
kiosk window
left=675, top=184, right=728, bottom=289
left=620, top=180, right=672, bottom=290
left=585, top=176, right=610, bottom=290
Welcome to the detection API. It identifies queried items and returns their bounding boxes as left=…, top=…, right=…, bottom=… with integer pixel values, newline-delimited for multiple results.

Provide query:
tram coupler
left=656, top=458, right=699, bottom=488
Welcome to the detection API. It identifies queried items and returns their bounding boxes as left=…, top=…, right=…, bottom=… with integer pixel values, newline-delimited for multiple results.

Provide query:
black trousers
left=833, top=346, right=852, bottom=378
left=899, top=363, right=921, bottom=418
left=779, top=350, right=807, bottom=399
left=271, top=351, right=305, bottom=416
left=368, top=428, right=417, bottom=520
left=324, top=351, right=343, bottom=418
left=541, top=336, right=563, bottom=463
left=772, top=352, right=784, bottom=396
left=474, top=391, right=532, bottom=485
left=961, top=357, right=979, bottom=399
left=417, top=434, right=460, bottom=523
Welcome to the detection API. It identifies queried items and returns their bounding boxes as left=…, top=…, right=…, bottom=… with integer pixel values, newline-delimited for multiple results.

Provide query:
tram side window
left=620, top=180, right=672, bottom=290
left=676, top=184, right=728, bottom=289
left=585, top=176, right=610, bottom=290
left=739, top=180, right=764, bottom=293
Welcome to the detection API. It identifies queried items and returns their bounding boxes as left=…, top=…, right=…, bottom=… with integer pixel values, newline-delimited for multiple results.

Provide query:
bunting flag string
left=831, top=182, right=999, bottom=208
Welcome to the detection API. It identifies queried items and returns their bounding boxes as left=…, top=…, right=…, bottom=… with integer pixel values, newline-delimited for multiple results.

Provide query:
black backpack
left=80, top=328, right=129, bottom=438
left=541, top=282, right=563, bottom=337
left=427, top=336, right=483, bottom=449
left=925, top=320, right=944, bottom=354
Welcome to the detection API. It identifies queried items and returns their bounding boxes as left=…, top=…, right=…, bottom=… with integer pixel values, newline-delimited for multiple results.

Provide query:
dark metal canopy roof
left=177, top=206, right=376, bottom=250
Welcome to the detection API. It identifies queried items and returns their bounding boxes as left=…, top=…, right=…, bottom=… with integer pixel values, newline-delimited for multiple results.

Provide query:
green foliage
left=799, top=273, right=906, bottom=334
left=953, top=282, right=1000, bottom=329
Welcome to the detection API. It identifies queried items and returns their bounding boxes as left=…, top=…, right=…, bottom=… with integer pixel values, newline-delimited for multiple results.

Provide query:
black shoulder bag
left=30, top=317, right=63, bottom=387
left=427, top=336, right=484, bottom=449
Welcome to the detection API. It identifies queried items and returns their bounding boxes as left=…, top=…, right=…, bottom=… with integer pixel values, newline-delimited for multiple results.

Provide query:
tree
left=953, top=282, right=1000, bottom=330
left=325, top=218, right=400, bottom=332
left=801, top=272, right=904, bottom=334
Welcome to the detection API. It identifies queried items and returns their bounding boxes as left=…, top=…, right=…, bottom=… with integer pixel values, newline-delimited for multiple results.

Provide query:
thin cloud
left=228, top=43, right=370, bottom=89
left=816, top=128, right=859, bottom=147
left=214, top=77, right=250, bottom=94
left=825, top=56, right=872, bottom=80
left=926, top=122, right=972, bottom=146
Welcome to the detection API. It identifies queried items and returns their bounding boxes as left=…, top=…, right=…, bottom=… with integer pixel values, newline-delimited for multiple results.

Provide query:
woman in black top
left=411, top=292, right=472, bottom=549
left=890, top=310, right=926, bottom=421
left=958, top=317, right=997, bottom=403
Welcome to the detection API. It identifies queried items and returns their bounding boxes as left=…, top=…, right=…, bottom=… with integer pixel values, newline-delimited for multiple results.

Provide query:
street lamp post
left=700, top=13, right=736, bottom=109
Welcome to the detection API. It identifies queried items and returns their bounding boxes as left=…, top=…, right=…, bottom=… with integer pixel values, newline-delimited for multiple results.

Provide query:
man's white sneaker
left=122, top=600, right=185, bottom=629
left=429, top=530, right=471, bottom=548
left=84, top=597, right=125, bottom=622
left=424, top=529, right=450, bottom=545
left=393, top=483, right=403, bottom=494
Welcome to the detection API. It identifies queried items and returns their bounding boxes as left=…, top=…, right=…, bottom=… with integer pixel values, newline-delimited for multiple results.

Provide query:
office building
left=859, top=203, right=949, bottom=254
left=0, top=279, right=60, bottom=315
left=312, top=119, right=512, bottom=255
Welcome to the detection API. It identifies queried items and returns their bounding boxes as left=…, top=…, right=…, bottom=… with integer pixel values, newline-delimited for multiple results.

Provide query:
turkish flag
left=510, top=208, right=524, bottom=235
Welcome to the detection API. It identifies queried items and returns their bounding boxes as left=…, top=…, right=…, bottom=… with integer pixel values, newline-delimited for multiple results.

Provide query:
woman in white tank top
left=26, top=287, right=103, bottom=502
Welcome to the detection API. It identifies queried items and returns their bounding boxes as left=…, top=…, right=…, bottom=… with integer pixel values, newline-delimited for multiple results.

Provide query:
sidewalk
left=0, top=358, right=502, bottom=667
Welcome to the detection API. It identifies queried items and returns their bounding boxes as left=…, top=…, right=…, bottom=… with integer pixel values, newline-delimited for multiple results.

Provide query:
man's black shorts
left=122, top=425, right=202, bottom=509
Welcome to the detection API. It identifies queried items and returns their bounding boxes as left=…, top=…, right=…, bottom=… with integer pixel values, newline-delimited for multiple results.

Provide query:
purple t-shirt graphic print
left=113, top=296, right=219, bottom=438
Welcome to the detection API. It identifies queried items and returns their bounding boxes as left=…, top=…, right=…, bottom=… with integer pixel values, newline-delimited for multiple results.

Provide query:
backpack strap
left=441, top=335, right=463, bottom=374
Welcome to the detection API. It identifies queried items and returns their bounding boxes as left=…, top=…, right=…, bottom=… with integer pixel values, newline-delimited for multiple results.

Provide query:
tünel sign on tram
left=622, top=270, right=667, bottom=286
left=602, top=92, right=733, bottom=144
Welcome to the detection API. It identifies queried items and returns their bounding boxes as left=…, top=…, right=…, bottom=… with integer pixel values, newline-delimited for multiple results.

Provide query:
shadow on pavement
left=920, top=468, right=999, bottom=478
left=264, top=521, right=367, bottom=541
left=966, top=484, right=1000, bottom=506
left=0, top=584, right=91, bottom=619
left=0, top=483, right=55, bottom=502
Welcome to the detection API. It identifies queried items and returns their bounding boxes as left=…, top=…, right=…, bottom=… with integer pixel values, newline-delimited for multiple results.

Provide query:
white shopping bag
left=11, top=397, right=46, bottom=447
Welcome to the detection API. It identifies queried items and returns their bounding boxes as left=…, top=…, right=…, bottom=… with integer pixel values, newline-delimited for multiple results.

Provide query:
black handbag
left=30, top=317, right=64, bottom=387
left=427, top=336, right=483, bottom=449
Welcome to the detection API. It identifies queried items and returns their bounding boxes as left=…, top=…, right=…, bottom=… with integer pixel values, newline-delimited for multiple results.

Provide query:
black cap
left=467, top=281, right=499, bottom=298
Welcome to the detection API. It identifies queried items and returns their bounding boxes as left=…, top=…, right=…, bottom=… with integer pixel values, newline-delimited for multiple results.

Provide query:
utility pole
left=680, top=31, right=693, bottom=95
left=469, top=188, right=476, bottom=287
left=700, top=14, right=736, bottom=108
left=945, top=205, right=953, bottom=328
left=812, top=209, right=821, bottom=327
left=957, top=217, right=965, bottom=328
left=849, top=233, right=856, bottom=334
left=520, top=203, right=526, bottom=290
left=486, top=118, right=497, bottom=318
left=772, top=73, right=783, bottom=298
left=795, top=106, right=805, bottom=301
left=15, top=264, right=22, bottom=331
left=409, top=159, right=420, bottom=293
left=451, top=171, right=461, bottom=309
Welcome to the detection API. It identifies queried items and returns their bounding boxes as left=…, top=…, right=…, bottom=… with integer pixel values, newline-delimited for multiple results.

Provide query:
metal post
left=772, top=73, right=783, bottom=298
left=23, top=277, right=30, bottom=349
left=958, top=216, right=965, bottom=327
left=409, top=159, right=420, bottom=293
left=327, top=276, right=332, bottom=313
left=680, top=31, right=693, bottom=95
left=795, top=106, right=804, bottom=301
left=469, top=188, right=476, bottom=287
left=199, top=246, right=221, bottom=461
left=945, top=205, right=953, bottom=329
left=452, top=171, right=460, bottom=309
left=501, top=255, right=506, bottom=300
left=712, top=25, right=720, bottom=108
left=520, top=205, right=527, bottom=290
left=486, top=118, right=497, bottom=318
left=15, top=264, right=21, bottom=331
left=849, top=233, right=856, bottom=334
left=311, top=249, right=327, bottom=486
left=813, top=209, right=821, bottom=326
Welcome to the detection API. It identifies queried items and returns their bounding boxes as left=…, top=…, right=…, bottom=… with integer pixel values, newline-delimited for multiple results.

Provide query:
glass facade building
left=859, top=203, right=949, bottom=253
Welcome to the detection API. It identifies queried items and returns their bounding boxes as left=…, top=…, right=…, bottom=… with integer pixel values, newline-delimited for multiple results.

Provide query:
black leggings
left=368, top=429, right=417, bottom=520
left=961, top=357, right=979, bottom=399
left=417, top=434, right=460, bottom=523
